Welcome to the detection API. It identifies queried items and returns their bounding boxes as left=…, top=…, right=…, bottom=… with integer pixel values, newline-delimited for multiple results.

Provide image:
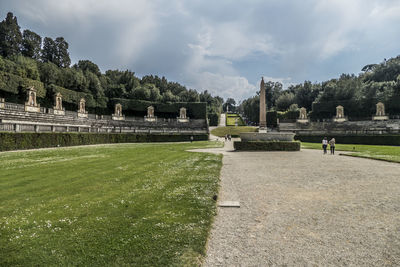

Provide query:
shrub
left=208, top=112, right=219, bottom=126
left=266, top=111, right=277, bottom=127
left=234, top=141, right=301, bottom=151
left=0, top=132, right=209, bottom=152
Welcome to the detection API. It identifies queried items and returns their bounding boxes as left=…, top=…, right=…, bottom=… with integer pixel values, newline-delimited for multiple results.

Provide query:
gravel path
left=198, top=141, right=400, bottom=266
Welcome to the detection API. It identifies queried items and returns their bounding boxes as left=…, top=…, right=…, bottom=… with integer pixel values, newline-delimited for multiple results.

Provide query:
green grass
left=0, top=141, right=223, bottom=266
left=302, top=142, right=400, bottom=163
left=211, top=126, right=257, bottom=137
left=225, top=113, right=245, bottom=126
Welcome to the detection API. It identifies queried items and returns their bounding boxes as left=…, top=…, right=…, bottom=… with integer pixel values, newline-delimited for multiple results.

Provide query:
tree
left=223, top=98, right=236, bottom=112
left=21, top=30, right=42, bottom=59
left=74, top=60, right=101, bottom=76
left=54, top=37, right=70, bottom=68
left=276, top=92, right=295, bottom=111
left=265, top=81, right=283, bottom=109
left=41, top=37, right=56, bottom=63
left=0, top=12, right=22, bottom=57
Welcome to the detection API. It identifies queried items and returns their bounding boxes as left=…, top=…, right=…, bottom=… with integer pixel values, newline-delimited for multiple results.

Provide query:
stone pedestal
left=78, top=112, right=88, bottom=118
left=177, top=117, right=189, bottom=123
left=297, top=118, right=310, bottom=124
left=144, top=116, right=157, bottom=122
left=112, top=115, right=125, bottom=121
left=333, top=117, right=347, bottom=123
left=372, top=115, right=389, bottom=121
left=25, top=105, right=40, bottom=113
left=53, top=109, right=65, bottom=116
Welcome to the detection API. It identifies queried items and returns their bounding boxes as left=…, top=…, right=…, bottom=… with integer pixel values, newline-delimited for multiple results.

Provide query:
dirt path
left=197, top=142, right=400, bottom=266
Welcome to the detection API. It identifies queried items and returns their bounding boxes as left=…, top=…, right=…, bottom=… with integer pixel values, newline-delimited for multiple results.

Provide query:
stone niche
left=177, top=107, right=189, bottom=123
left=372, top=102, right=389, bottom=121
left=24, top=86, right=41, bottom=112
left=77, top=98, right=88, bottom=118
left=0, top=97, right=4, bottom=109
left=53, top=92, right=65, bottom=115
left=297, top=107, right=309, bottom=123
left=144, top=106, right=157, bottom=122
left=333, top=105, right=347, bottom=122
left=112, top=103, right=125, bottom=120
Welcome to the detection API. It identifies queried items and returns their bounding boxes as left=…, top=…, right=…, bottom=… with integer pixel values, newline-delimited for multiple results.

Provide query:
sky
left=1, top=0, right=400, bottom=101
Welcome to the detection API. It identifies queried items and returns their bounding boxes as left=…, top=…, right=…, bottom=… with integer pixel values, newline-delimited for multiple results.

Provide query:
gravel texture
left=197, top=141, right=400, bottom=266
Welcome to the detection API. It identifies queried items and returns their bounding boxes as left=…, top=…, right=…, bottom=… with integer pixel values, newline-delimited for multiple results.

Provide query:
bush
left=266, top=111, right=277, bottom=127
left=295, top=134, right=400, bottom=146
left=0, top=132, right=209, bottom=152
left=208, top=112, right=219, bottom=126
left=234, top=141, right=301, bottom=151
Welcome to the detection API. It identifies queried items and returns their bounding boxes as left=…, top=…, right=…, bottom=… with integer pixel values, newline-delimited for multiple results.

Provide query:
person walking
left=329, top=138, right=336, bottom=155
left=322, top=137, right=328, bottom=154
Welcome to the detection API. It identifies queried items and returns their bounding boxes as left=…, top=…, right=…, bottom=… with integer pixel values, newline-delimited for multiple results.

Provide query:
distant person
left=190, top=135, right=194, bottom=143
left=225, top=134, right=228, bottom=141
left=228, top=134, right=232, bottom=141
left=322, top=137, right=328, bottom=154
left=329, top=138, right=336, bottom=155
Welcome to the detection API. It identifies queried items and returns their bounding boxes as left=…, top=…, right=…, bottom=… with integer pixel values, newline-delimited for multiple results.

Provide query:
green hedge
left=266, top=111, right=278, bottom=127
left=234, top=141, right=301, bottom=151
left=208, top=112, right=219, bottom=126
left=0, top=132, right=209, bottom=152
left=110, top=98, right=207, bottom=119
left=0, top=71, right=45, bottom=97
left=295, top=134, right=400, bottom=146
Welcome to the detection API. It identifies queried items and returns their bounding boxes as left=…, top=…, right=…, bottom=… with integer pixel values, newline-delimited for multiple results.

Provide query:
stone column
left=259, top=77, right=267, bottom=131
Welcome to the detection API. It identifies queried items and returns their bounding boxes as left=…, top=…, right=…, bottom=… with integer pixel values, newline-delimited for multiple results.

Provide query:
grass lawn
left=301, top=142, right=400, bottom=163
left=0, top=141, right=223, bottom=266
left=225, top=114, right=245, bottom=126
left=211, top=126, right=257, bottom=137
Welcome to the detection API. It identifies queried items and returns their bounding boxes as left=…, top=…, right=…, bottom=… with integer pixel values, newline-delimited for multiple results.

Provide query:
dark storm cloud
left=1, top=0, right=400, bottom=100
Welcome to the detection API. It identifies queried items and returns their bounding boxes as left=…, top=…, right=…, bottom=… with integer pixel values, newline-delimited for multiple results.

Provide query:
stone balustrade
left=0, top=101, right=208, bottom=134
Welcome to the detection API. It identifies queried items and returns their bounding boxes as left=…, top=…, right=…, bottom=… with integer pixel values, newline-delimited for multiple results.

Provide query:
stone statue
left=179, top=107, right=187, bottom=119
left=336, top=105, right=344, bottom=118
left=115, top=104, right=122, bottom=116
left=79, top=98, right=86, bottom=113
left=54, top=92, right=63, bottom=110
left=112, top=103, right=124, bottom=120
left=77, top=98, right=88, bottom=118
left=373, top=102, right=388, bottom=120
left=145, top=106, right=156, bottom=122
left=25, top=86, right=40, bottom=112
left=376, top=102, right=385, bottom=116
left=147, top=106, right=155, bottom=117
left=299, top=107, right=307, bottom=119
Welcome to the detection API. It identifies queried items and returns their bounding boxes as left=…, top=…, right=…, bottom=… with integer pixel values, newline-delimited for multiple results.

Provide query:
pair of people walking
left=322, top=137, right=335, bottom=155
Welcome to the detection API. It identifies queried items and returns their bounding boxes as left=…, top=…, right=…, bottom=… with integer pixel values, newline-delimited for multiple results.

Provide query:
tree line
left=239, top=56, right=400, bottom=123
left=0, top=12, right=223, bottom=122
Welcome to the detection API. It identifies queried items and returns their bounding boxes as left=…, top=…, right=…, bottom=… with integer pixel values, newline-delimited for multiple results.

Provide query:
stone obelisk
left=259, top=77, right=267, bottom=132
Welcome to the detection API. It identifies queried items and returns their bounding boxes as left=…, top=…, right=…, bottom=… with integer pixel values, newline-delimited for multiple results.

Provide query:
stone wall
left=0, top=101, right=208, bottom=134
left=279, top=120, right=400, bottom=135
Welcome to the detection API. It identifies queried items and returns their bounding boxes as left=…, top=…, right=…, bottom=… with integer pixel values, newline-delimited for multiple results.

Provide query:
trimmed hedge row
left=234, top=141, right=301, bottom=151
left=0, top=132, right=209, bottom=152
left=110, top=98, right=207, bottom=119
left=0, top=71, right=45, bottom=96
left=295, top=134, right=400, bottom=146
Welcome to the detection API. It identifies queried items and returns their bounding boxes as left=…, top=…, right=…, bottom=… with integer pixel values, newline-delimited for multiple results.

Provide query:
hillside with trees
left=239, top=57, right=400, bottom=124
left=0, top=12, right=223, bottom=122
